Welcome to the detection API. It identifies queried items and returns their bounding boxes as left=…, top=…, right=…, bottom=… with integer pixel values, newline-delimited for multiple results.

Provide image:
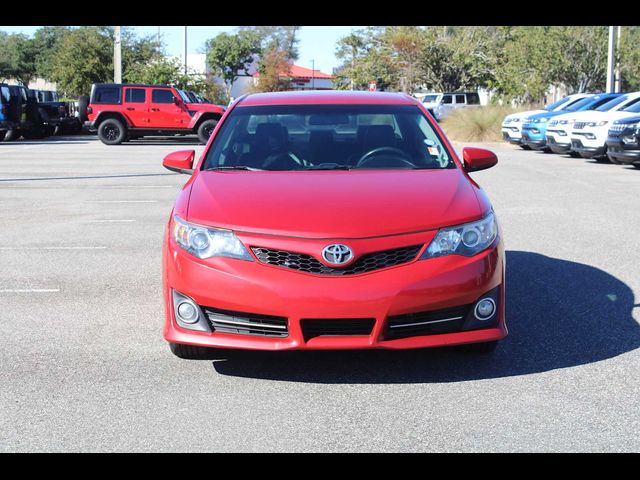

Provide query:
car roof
left=238, top=90, right=418, bottom=107
left=93, top=83, right=174, bottom=89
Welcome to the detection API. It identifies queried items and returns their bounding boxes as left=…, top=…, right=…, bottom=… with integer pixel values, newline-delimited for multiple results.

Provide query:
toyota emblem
left=322, top=244, right=353, bottom=265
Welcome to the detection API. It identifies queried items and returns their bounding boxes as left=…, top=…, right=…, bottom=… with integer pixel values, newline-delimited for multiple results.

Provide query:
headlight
left=622, top=122, right=640, bottom=130
left=534, top=117, right=550, bottom=123
left=586, top=121, right=608, bottom=127
left=172, top=215, right=253, bottom=261
left=421, top=212, right=498, bottom=259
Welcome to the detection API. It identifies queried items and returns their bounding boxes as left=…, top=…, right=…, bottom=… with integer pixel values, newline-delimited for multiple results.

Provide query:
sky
left=0, top=25, right=364, bottom=74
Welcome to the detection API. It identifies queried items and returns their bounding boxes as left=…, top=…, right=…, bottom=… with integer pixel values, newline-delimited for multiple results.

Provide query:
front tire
left=519, top=144, right=531, bottom=150
left=197, top=119, right=218, bottom=144
left=98, top=118, right=127, bottom=145
left=169, top=342, right=219, bottom=360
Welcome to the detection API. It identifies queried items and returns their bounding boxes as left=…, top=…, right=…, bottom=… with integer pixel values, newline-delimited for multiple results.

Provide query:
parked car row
left=501, top=92, right=640, bottom=169
left=0, top=83, right=81, bottom=141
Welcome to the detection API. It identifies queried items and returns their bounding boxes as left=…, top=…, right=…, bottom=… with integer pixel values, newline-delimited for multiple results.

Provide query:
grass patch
left=440, top=106, right=525, bottom=143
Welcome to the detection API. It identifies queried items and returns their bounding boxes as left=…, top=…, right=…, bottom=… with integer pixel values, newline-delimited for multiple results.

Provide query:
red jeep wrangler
left=83, top=83, right=225, bottom=145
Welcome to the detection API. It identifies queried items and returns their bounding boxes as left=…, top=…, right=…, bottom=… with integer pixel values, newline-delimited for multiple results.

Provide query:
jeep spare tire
left=77, top=96, right=90, bottom=123
left=197, top=119, right=218, bottom=144
left=98, top=118, right=126, bottom=145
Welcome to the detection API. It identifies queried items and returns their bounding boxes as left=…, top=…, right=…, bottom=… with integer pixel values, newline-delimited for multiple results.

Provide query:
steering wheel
left=356, top=147, right=415, bottom=168
left=263, top=151, right=304, bottom=170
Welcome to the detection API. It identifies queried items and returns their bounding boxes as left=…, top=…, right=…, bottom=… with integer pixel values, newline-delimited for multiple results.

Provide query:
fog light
left=177, top=301, right=199, bottom=324
left=474, top=298, right=496, bottom=321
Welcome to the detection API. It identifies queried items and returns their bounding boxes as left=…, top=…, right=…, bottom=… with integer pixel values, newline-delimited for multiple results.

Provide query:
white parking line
left=0, top=289, right=60, bottom=293
left=90, top=200, right=158, bottom=203
left=0, top=246, right=107, bottom=250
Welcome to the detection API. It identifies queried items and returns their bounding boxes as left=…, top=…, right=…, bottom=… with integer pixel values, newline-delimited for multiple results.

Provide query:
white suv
left=501, top=94, right=589, bottom=149
left=569, top=92, right=640, bottom=161
left=422, top=92, right=481, bottom=121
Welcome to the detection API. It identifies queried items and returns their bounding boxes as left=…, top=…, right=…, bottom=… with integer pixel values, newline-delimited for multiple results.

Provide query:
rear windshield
left=202, top=104, right=454, bottom=171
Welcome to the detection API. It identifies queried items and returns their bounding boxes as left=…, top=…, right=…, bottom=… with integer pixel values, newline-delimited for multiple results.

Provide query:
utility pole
left=614, top=26, right=622, bottom=93
left=157, top=26, right=161, bottom=48
left=183, top=26, right=188, bottom=75
left=606, top=26, right=617, bottom=93
left=311, top=59, right=315, bottom=90
left=114, top=26, right=122, bottom=84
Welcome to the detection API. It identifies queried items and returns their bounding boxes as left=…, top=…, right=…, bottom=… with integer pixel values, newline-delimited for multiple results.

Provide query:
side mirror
left=163, top=150, right=195, bottom=174
left=462, top=147, right=498, bottom=172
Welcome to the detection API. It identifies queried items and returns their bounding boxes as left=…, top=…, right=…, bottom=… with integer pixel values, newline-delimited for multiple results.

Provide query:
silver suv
left=422, top=92, right=481, bottom=121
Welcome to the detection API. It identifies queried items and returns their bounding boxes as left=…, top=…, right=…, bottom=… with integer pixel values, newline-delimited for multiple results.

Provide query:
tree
left=238, top=26, right=301, bottom=61
left=334, top=28, right=399, bottom=91
left=49, top=27, right=113, bottom=96
left=205, top=31, right=261, bottom=98
left=384, top=26, right=425, bottom=93
left=619, top=27, right=640, bottom=91
left=32, top=26, right=70, bottom=81
left=253, top=48, right=292, bottom=92
left=0, top=32, right=38, bottom=85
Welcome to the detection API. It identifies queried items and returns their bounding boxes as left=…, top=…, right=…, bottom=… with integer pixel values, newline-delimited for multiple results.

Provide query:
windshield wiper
left=305, top=165, right=353, bottom=170
left=204, top=166, right=264, bottom=171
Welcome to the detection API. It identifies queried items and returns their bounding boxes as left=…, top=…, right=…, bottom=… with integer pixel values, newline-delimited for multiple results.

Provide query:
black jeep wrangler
left=33, top=90, right=82, bottom=135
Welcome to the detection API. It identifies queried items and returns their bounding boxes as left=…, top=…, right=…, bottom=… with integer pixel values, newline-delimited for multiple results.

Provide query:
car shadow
left=125, top=137, right=202, bottom=146
left=210, top=250, right=640, bottom=383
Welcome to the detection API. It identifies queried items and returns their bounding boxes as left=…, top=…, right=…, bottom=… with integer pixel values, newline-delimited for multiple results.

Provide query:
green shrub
left=440, top=106, right=526, bottom=143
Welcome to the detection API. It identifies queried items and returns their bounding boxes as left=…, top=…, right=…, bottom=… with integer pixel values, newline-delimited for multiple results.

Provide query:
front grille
left=251, top=245, right=422, bottom=276
left=573, top=122, right=586, bottom=130
left=300, top=318, right=375, bottom=341
left=608, top=124, right=626, bottom=136
left=386, top=305, right=471, bottom=340
left=203, top=306, right=288, bottom=337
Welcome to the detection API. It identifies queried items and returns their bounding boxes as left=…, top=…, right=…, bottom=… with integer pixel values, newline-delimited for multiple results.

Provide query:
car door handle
left=150, top=108, right=160, bottom=112
left=126, top=107, right=135, bottom=111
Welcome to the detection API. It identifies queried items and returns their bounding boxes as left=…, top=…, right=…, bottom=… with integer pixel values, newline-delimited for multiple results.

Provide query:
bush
left=440, top=106, right=524, bottom=143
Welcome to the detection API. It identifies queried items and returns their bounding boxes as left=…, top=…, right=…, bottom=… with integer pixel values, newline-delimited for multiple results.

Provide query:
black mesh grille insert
left=301, top=318, right=375, bottom=341
left=386, top=305, right=471, bottom=340
left=251, top=245, right=422, bottom=275
left=203, top=307, right=288, bottom=337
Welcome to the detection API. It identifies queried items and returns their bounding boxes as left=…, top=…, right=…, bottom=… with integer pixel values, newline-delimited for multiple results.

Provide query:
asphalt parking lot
left=0, top=134, right=638, bottom=452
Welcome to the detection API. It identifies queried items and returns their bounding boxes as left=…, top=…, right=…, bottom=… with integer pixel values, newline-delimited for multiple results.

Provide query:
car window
left=151, top=89, right=176, bottom=104
left=442, top=95, right=453, bottom=104
left=92, top=86, right=121, bottom=104
left=0, top=86, right=9, bottom=104
left=125, top=88, right=146, bottom=103
left=466, top=93, right=480, bottom=105
left=203, top=104, right=454, bottom=171
left=422, top=94, right=440, bottom=103
left=455, top=94, right=466, bottom=104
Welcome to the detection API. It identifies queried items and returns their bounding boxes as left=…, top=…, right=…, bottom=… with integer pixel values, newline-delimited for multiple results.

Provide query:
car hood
left=504, top=109, right=545, bottom=121
left=185, top=103, right=225, bottom=113
left=186, top=169, right=483, bottom=238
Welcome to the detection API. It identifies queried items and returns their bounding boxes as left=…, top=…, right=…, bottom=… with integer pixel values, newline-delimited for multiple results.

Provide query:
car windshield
left=422, top=95, right=440, bottom=103
left=177, top=90, right=192, bottom=103
left=564, top=96, right=598, bottom=112
left=621, top=100, right=640, bottom=113
left=544, top=96, right=573, bottom=111
left=596, top=95, right=629, bottom=112
left=202, top=104, right=454, bottom=171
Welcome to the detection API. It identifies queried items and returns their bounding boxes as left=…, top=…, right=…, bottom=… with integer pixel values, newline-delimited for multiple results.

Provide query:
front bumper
left=570, top=138, right=606, bottom=158
left=545, top=134, right=571, bottom=154
left=521, top=127, right=547, bottom=149
left=606, top=138, right=640, bottom=165
left=163, top=229, right=507, bottom=351
left=501, top=126, right=522, bottom=144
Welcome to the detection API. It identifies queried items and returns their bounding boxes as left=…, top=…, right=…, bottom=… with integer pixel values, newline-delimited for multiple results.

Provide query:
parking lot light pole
left=615, top=26, right=622, bottom=93
left=183, top=26, right=188, bottom=76
left=114, top=26, right=122, bottom=84
left=606, top=26, right=617, bottom=93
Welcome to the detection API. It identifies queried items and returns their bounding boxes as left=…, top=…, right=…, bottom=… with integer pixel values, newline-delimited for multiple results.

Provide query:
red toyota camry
left=162, top=91, right=506, bottom=359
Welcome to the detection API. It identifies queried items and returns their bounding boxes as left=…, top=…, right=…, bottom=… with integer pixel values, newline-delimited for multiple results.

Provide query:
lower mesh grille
left=203, top=307, right=288, bottom=337
left=300, top=318, right=375, bottom=341
left=386, top=305, right=471, bottom=340
left=251, top=245, right=422, bottom=275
